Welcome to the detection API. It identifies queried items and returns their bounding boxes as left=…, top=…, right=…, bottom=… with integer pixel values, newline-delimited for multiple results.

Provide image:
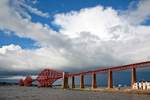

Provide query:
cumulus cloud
left=54, top=6, right=122, bottom=40
left=53, top=5, right=150, bottom=64
left=0, top=0, right=150, bottom=73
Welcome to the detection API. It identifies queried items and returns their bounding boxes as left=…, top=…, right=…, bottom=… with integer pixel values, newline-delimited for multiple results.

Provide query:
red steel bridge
left=19, top=61, right=150, bottom=89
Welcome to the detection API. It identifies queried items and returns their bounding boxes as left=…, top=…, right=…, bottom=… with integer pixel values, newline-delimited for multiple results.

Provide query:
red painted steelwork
left=19, top=79, right=24, bottom=86
left=68, top=61, right=150, bottom=77
left=36, top=69, right=63, bottom=87
left=24, top=76, right=32, bottom=86
left=109, top=61, right=150, bottom=71
left=20, top=61, right=150, bottom=87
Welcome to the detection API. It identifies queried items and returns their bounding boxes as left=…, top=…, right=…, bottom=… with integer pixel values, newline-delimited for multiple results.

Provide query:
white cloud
left=0, top=44, right=21, bottom=54
left=0, top=0, right=61, bottom=47
left=30, top=0, right=38, bottom=4
left=9, top=0, right=49, bottom=18
left=54, top=6, right=130, bottom=41
left=22, top=3, right=49, bottom=18
left=0, top=0, right=150, bottom=72
left=0, top=44, right=69, bottom=71
left=123, top=0, right=150, bottom=25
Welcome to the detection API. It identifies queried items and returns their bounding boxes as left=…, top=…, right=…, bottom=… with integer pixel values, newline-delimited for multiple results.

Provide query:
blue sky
left=0, top=0, right=150, bottom=73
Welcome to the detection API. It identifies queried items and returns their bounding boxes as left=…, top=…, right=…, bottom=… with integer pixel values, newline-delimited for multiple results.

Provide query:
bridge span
left=20, top=61, right=150, bottom=89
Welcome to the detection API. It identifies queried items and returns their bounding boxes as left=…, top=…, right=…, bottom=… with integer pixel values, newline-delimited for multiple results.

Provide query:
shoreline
left=0, top=85, right=150, bottom=100
left=69, top=88, right=150, bottom=95
left=1, top=83, right=149, bottom=96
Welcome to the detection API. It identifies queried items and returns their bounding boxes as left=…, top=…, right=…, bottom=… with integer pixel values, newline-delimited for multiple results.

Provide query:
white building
left=132, top=81, right=150, bottom=90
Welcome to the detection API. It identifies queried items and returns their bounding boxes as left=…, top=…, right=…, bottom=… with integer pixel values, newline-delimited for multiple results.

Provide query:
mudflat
left=0, top=85, right=150, bottom=100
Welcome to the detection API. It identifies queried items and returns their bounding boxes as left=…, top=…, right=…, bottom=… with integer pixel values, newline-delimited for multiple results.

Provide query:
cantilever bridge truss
left=36, top=69, right=63, bottom=87
left=21, top=61, right=150, bottom=87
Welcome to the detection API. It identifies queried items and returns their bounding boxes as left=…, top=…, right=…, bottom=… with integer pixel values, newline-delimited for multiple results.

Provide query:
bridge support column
left=72, top=76, right=75, bottom=88
left=108, top=70, right=113, bottom=89
left=131, top=68, right=136, bottom=86
left=62, top=72, right=68, bottom=89
left=92, top=73, right=97, bottom=89
left=80, top=74, right=84, bottom=89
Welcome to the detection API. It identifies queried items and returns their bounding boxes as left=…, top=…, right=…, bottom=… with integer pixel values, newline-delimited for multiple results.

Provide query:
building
left=132, top=81, right=150, bottom=90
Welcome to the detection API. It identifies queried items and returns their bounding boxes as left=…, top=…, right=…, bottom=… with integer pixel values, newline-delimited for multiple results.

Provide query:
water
left=0, top=86, right=150, bottom=100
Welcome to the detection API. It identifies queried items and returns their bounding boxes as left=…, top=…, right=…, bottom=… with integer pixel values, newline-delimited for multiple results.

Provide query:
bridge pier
left=108, top=69, right=113, bottom=88
left=131, top=68, right=136, bottom=86
left=62, top=72, right=68, bottom=89
left=92, top=73, right=97, bottom=89
left=72, top=76, right=75, bottom=88
left=80, top=74, right=84, bottom=89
